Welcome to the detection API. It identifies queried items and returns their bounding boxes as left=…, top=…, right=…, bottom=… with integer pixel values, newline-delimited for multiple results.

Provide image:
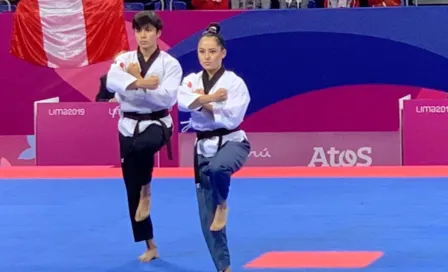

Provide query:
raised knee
left=208, top=163, right=230, bottom=177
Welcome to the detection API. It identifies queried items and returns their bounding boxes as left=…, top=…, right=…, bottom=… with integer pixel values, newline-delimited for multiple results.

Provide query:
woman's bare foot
left=135, top=184, right=151, bottom=222
left=138, top=239, right=159, bottom=262
left=210, top=203, right=228, bottom=231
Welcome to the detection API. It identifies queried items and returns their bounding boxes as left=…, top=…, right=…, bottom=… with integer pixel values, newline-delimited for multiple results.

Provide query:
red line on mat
left=244, top=251, right=384, bottom=269
left=0, top=166, right=447, bottom=178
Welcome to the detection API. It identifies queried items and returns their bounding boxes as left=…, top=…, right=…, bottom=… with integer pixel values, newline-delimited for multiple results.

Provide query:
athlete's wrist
left=135, top=79, right=145, bottom=89
left=199, top=95, right=215, bottom=105
left=136, top=79, right=157, bottom=90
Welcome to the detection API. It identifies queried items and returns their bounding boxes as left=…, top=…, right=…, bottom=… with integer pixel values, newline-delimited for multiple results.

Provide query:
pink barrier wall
left=33, top=99, right=448, bottom=167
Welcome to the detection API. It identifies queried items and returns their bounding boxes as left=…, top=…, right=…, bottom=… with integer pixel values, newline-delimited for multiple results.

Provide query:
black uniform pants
left=119, top=124, right=170, bottom=242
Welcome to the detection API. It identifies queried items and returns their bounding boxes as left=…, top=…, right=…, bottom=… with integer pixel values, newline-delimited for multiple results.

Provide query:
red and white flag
left=10, top=0, right=129, bottom=68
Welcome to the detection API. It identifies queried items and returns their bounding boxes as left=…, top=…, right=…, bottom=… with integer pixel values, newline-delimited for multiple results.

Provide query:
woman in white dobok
left=178, top=23, right=251, bottom=272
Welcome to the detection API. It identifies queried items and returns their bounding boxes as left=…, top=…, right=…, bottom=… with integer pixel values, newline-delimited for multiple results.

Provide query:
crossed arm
left=106, top=55, right=183, bottom=108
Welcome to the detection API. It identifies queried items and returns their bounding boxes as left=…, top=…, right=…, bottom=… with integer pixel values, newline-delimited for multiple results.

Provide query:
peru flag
left=10, top=0, right=129, bottom=68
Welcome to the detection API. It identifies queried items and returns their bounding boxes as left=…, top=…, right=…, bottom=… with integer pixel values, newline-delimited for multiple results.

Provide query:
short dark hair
left=200, top=23, right=225, bottom=49
left=132, top=11, right=163, bottom=32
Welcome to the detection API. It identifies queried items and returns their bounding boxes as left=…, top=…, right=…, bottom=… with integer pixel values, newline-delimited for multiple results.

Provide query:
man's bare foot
left=138, top=239, right=159, bottom=262
left=210, top=204, right=228, bottom=231
left=135, top=184, right=151, bottom=222
left=223, top=267, right=231, bottom=272
left=138, top=247, right=159, bottom=262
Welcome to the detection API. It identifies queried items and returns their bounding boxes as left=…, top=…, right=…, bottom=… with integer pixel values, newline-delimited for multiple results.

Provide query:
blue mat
left=1, top=177, right=448, bottom=271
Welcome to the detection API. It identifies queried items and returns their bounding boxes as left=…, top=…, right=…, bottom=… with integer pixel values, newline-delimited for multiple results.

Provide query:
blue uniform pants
left=195, top=140, right=250, bottom=271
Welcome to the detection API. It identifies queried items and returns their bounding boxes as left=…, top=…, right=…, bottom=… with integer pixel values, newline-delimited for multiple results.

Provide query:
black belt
left=123, top=109, right=173, bottom=160
left=193, top=127, right=240, bottom=184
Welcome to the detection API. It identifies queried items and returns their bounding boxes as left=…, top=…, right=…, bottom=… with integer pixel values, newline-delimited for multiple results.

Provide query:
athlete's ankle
left=140, top=184, right=151, bottom=197
left=145, top=239, right=157, bottom=250
left=218, top=201, right=227, bottom=209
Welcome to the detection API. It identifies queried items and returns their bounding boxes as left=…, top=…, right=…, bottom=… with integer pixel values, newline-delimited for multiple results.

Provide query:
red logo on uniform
left=187, top=81, right=192, bottom=88
left=120, top=62, right=125, bottom=70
